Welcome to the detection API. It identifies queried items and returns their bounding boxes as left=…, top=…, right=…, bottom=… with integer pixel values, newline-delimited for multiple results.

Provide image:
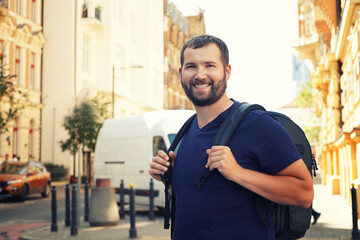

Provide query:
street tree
left=0, top=55, right=21, bottom=134
left=296, top=81, right=320, bottom=143
left=60, top=98, right=110, bottom=176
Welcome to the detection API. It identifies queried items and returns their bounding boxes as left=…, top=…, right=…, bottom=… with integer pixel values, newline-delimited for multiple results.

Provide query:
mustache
left=190, top=79, right=214, bottom=85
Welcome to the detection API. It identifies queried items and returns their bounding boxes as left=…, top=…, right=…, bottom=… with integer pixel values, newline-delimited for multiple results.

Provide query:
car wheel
left=41, top=182, right=51, bottom=198
left=18, top=185, right=28, bottom=202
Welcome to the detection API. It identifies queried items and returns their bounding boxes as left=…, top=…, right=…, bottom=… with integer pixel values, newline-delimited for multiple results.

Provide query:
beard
left=181, top=73, right=227, bottom=107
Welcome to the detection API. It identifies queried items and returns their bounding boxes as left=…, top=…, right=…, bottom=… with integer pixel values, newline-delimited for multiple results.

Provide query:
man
left=1, top=154, right=9, bottom=166
left=12, top=154, right=19, bottom=162
left=149, top=35, right=313, bottom=239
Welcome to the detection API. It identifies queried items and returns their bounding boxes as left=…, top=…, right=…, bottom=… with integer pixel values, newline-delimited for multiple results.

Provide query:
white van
left=93, top=109, right=195, bottom=208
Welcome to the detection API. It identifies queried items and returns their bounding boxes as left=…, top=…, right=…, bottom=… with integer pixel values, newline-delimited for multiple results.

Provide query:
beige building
left=41, top=0, right=164, bottom=177
left=0, top=0, right=45, bottom=162
left=296, top=0, right=360, bottom=206
left=163, top=0, right=205, bottom=110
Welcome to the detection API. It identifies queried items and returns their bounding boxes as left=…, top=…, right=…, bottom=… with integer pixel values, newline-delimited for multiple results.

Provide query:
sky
left=170, top=0, right=299, bottom=110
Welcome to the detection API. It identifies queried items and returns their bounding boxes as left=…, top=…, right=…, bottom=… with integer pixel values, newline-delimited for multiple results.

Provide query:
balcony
left=81, top=4, right=103, bottom=31
left=0, top=0, right=8, bottom=8
left=0, top=0, right=9, bottom=21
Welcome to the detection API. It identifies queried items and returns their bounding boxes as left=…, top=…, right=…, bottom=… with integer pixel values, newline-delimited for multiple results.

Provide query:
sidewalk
left=18, top=180, right=357, bottom=240
left=19, top=218, right=169, bottom=240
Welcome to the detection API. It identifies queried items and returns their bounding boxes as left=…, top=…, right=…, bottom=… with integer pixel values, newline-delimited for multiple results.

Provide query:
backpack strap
left=161, top=113, right=196, bottom=230
left=194, top=102, right=266, bottom=189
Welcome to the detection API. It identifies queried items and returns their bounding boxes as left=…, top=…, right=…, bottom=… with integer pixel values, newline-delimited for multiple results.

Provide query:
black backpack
left=161, top=101, right=318, bottom=240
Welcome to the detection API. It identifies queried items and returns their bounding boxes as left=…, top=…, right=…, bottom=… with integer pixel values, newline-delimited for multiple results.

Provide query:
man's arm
left=206, top=146, right=314, bottom=208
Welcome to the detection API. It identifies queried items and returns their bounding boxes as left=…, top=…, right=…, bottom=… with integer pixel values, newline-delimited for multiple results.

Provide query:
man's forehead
left=183, top=43, right=221, bottom=60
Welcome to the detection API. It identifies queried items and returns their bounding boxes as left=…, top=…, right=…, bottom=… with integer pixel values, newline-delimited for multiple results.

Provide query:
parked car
left=0, top=161, right=51, bottom=201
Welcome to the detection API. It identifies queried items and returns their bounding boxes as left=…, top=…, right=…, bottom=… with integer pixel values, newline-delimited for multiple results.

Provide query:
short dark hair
left=180, top=34, right=229, bottom=67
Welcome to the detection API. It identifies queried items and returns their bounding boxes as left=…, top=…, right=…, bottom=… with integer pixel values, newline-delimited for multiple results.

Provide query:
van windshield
left=168, top=134, right=181, bottom=154
left=168, top=134, right=176, bottom=144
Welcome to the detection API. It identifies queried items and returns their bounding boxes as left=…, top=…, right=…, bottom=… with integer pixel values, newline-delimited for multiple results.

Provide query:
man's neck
left=195, top=96, right=233, bottom=129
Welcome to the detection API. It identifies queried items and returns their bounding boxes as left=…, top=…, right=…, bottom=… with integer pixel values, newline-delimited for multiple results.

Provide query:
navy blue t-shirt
left=171, top=101, right=301, bottom=240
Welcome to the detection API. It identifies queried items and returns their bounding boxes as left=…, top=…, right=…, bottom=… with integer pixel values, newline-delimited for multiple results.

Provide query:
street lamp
left=112, top=64, right=143, bottom=118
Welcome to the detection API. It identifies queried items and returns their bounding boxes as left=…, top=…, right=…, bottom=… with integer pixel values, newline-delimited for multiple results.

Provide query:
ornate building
left=163, top=0, right=205, bottom=110
left=0, top=0, right=45, bottom=162
left=295, top=0, right=360, bottom=204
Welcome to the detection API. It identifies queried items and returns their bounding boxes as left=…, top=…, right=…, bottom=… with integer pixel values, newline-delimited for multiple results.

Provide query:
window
left=13, top=118, right=19, bottom=156
left=153, top=136, right=166, bottom=157
left=354, top=62, right=359, bottom=100
left=82, top=34, right=90, bottom=72
left=29, top=119, right=34, bottom=158
left=29, top=52, right=35, bottom=89
left=30, top=0, right=36, bottom=22
left=305, top=6, right=314, bottom=35
left=114, top=46, right=126, bottom=80
left=0, top=40, right=3, bottom=58
left=114, top=0, right=124, bottom=24
left=95, top=7, right=101, bottom=21
left=131, top=15, right=136, bottom=43
left=15, top=46, right=20, bottom=86
left=15, top=0, right=22, bottom=15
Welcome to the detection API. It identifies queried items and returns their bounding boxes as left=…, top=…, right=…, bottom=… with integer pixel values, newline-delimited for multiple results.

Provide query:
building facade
left=0, top=0, right=45, bottom=162
left=163, top=0, right=205, bottom=110
left=42, top=0, right=164, bottom=177
left=295, top=0, right=360, bottom=206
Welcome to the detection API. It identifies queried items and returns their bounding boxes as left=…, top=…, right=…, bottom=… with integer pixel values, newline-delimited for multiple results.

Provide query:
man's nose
left=195, top=66, right=206, bottom=80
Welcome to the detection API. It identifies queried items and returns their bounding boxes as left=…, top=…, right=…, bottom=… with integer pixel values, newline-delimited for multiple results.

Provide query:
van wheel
left=41, top=182, right=51, bottom=198
left=18, top=185, right=28, bottom=202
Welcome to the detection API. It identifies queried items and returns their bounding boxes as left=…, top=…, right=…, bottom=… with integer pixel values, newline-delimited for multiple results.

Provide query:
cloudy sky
left=170, top=0, right=299, bottom=110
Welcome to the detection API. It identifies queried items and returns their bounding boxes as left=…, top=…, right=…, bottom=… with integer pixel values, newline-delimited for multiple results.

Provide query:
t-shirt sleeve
left=247, top=112, right=301, bottom=175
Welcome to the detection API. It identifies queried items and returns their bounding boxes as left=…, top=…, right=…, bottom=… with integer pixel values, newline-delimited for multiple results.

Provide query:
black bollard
left=71, top=185, right=78, bottom=236
left=51, top=186, right=58, bottom=232
left=129, top=184, right=137, bottom=238
left=65, top=184, right=71, bottom=227
left=149, top=179, right=155, bottom=220
left=351, top=184, right=360, bottom=239
left=119, top=180, right=125, bottom=219
left=84, top=181, right=89, bottom=222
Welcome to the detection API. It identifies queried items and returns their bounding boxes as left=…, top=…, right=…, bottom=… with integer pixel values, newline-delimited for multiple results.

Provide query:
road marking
left=0, top=222, right=49, bottom=240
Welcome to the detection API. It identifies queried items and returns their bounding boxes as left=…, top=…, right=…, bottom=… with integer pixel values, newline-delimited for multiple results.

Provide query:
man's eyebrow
left=204, top=61, right=217, bottom=65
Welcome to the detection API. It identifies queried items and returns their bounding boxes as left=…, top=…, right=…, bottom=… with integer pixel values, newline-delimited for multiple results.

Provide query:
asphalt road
left=0, top=185, right=85, bottom=225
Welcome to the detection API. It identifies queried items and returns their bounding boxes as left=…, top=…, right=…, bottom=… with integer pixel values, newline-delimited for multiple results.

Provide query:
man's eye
left=207, top=64, right=215, bottom=68
left=186, top=65, right=195, bottom=69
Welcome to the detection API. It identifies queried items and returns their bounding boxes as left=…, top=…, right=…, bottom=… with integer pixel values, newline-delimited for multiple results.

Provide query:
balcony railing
left=0, top=0, right=8, bottom=8
left=81, top=4, right=103, bottom=30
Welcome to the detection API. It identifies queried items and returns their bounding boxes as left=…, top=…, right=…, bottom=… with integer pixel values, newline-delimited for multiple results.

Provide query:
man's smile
left=194, top=83, right=211, bottom=89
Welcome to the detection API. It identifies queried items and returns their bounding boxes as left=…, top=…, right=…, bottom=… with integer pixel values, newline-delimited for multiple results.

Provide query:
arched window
left=29, top=119, right=35, bottom=158
left=305, top=6, right=314, bottom=35
left=13, top=117, right=19, bottom=156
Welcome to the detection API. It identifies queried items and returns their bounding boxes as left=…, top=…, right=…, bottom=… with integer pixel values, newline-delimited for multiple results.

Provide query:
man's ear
left=179, top=67, right=182, bottom=75
left=225, top=64, right=231, bottom=80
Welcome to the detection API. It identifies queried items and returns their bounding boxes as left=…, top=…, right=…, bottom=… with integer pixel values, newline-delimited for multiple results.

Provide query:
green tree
left=296, top=81, right=320, bottom=142
left=89, top=92, right=111, bottom=151
left=296, top=81, right=313, bottom=108
left=60, top=107, right=81, bottom=176
left=60, top=98, right=110, bottom=176
left=0, top=55, right=21, bottom=134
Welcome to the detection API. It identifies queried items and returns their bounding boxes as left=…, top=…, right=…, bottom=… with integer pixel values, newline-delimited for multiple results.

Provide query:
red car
left=0, top=161, right=51, bottom=201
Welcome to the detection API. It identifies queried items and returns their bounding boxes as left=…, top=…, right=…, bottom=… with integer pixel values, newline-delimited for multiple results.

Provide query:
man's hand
left=149, top=150, right=176, bottom=182
left=205, top=146, right=240, bottom=181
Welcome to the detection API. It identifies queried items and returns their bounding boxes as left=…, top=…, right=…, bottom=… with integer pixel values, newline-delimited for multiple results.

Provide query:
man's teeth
left=195, top=84, right=209, bottom=88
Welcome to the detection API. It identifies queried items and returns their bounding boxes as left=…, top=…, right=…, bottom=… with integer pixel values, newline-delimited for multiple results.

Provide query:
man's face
left=179, top=43, right=230, bottom=107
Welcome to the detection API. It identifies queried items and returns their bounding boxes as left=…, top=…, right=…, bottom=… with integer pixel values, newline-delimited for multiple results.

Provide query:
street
left=0, top=185, right=85, bottom=224
left=0, top=184, right=86, bottom=239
